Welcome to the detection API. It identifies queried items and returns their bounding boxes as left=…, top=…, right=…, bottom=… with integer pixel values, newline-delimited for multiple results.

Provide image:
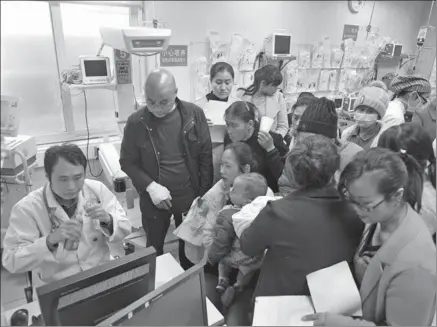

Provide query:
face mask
left=354, top=112, right=378, bottom=126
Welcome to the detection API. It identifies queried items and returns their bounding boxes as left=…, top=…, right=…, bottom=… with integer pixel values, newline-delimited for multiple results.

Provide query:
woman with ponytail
left=378, top=123, right=436, bottom=239
left=223, top=101, right=288, bottom=192
left=303, top=148, right=436, bottom=326
left=237, top=65, right=289, bottom=138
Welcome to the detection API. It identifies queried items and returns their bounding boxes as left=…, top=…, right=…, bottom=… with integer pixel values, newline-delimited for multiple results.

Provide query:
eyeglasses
left=416, top=92, right=428, bottom=105
left=342, top=187, right=386, bottom=213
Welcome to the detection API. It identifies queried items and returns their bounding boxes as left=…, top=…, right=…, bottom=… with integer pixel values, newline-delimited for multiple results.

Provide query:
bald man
left=120, top=69, right=213, bottom=268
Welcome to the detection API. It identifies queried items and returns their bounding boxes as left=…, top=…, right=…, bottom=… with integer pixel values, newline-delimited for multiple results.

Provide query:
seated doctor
left=2, top=144, right=132, bottom=284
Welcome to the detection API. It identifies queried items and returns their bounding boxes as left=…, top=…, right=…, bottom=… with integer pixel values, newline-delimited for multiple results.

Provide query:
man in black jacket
left=119, top=69, right=213, bottom=269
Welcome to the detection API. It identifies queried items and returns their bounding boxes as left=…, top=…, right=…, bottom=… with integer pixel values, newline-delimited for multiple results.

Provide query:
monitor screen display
left=84, top=60, right=108, bottom=77
left=37, top=248, right=156, bottom=326
left=116, top=273, right=205, bottom=326
left=274, top=35, right=291, bottom=55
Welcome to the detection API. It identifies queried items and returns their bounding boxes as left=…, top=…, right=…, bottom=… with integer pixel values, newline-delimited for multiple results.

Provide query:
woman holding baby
left=175, top=100, right=288, bottom=322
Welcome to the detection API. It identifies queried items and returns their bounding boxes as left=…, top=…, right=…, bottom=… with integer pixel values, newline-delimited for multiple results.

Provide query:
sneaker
left=216, top=278, right=229, bottom=294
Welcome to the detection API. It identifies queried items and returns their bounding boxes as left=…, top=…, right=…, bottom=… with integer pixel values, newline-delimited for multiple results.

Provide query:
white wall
left=149, top=1, right=433, bottom=101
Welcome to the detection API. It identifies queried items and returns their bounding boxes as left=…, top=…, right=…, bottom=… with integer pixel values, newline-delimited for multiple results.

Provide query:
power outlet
left=94, top=146, right=100, bottom=160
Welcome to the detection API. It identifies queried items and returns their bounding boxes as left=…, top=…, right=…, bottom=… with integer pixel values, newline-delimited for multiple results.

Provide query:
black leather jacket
left=119, top=98, right=213, bottom=197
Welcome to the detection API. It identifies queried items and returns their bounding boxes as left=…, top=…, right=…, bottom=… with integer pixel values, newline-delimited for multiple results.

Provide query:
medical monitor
left=79, top=56, right=112, bottom=85
left=37, top=247, right=157, bottom=326
left=272, top=33, right=292, bottom=57
left=97, top=261, right=208, bottom=326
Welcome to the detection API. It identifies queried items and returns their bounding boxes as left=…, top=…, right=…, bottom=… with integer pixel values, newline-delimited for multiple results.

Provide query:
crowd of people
left=2, top=62, right=435, bottom=326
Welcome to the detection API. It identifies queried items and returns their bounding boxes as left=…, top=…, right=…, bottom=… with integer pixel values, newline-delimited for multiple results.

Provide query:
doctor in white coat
left=2, top=144, right=132, bottom=284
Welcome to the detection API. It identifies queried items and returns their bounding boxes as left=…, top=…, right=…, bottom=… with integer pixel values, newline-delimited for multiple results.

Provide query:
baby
left=208, top=173, right=268, bottom=307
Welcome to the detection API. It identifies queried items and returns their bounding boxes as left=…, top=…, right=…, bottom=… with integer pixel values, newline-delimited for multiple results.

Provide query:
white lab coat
left=2, top=179, right=132, bottom=284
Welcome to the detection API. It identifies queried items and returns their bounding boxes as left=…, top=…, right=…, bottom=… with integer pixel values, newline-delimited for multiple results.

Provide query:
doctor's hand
left=146, top=182, right=172, bottom=211
left=47, top=220, right=82, bottom=248
left=85, top=204, right=111, bottom=224
left=257, top=130, right=275, bottom=152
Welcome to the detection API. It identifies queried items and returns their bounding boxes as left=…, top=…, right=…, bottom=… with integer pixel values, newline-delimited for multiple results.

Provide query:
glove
left=146, top=182, right=172, bottom=206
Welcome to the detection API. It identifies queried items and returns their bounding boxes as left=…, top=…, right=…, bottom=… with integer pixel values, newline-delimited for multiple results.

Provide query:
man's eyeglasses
left=341, top=187, right=386, bottom=213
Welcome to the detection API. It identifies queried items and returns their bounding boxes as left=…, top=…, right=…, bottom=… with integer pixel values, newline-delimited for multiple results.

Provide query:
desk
left=1, top=253, right=224, bottom=326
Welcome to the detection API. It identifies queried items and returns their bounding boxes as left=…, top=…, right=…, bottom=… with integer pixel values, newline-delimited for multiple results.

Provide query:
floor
left=1, top=161, right=181, bottom=313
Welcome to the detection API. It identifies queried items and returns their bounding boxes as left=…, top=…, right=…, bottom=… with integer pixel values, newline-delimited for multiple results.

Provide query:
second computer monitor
left=98, top=260, right=208, bottom=326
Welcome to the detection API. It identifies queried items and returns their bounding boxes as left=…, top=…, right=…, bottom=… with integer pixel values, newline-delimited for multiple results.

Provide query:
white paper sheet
left=253, top=296, right=315, bottom=326
left=204, top=100, right=231, bottom=143
left=307, top=261, right=362, bottom=316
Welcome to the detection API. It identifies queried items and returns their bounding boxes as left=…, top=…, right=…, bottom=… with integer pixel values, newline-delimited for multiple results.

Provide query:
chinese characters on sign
left=160, top=45, right=188, bottom=67
left=342, top=24, right=359, bottom=41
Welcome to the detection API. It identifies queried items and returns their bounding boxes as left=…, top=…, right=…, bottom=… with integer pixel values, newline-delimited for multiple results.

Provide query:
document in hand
left=252, top=296, right=315, bottom=326
left=203, top=100, right=230, bottom=143
left=306, top=261, right=362, bottom=316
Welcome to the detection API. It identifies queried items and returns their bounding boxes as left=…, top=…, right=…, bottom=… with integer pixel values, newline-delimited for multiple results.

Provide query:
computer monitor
left=97, top=260, right=208, bottom=326
left=272, top=33, right=292, bottom=57
left=37, top=247, right=157, bottom=326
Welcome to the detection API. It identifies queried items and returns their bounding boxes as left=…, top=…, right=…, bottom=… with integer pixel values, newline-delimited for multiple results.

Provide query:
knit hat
left=390, top=74, right=431, bottom=94
left=297, top=97, right=338, bottom=139
left=368, top=80, right=388, bottom=92
left=354, top=85, right=390, bottom=119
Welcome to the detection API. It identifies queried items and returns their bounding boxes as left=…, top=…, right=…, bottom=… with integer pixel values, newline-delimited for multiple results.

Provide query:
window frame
left=18, top=1, right=146, bottom=145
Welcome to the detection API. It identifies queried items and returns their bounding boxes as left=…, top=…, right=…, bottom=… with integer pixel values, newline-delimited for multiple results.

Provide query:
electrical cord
left=280, top=59, right=294, bottom=71
left=83, top=90, right=103, bottom=178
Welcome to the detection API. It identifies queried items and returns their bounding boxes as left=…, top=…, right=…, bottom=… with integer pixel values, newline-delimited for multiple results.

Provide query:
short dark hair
left=235, top=172, right=268, bottom=200
left=44, top=144, right=87, bottom=180
left=224, top=142, right=258, bottom=173
left=298, top=92, right=315, bottom=100
left=338, top=147, right=424, bottom=212
left=284, top=135, right=340, bottom=190
left=210, top=62, right=235, bottom=81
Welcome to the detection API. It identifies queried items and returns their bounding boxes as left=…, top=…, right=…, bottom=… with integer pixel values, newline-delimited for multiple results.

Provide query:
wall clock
left=349, top=0, right=365, bottom=13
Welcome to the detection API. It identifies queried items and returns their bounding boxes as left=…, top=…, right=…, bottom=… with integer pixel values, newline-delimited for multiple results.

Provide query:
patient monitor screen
left=114, top=273, right=206, bottom=326
left=84, top=60, right=108, bottom=77
left=274, top=35, right=291, bottom=55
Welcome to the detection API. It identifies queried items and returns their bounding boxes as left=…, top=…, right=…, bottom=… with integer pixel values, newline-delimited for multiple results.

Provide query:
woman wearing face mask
left=341, top=82, right=389, bottom=149
left=380, top=74, right=431, bottom=131
left=238, top=65, right=289, bottom=138
left=378, top=123, right=436, bottom=241
left=196, top=62, right=239, bottom=183
left=303, top=148, right=436, bottom=326
left=223, top=101, right=288, bottom=193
